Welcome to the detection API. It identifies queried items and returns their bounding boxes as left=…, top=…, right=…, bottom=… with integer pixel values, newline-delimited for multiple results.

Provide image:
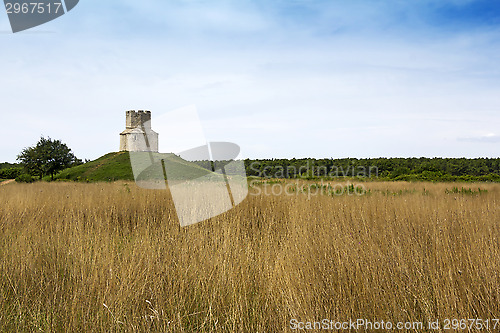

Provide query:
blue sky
left=1, top=0, right=499, bottom=162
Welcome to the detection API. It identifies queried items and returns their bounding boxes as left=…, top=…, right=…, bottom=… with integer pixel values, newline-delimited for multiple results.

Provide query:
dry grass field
left=0, top=180, right=499, bottom=332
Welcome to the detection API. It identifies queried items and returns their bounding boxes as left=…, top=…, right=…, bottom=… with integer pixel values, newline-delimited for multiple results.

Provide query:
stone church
left=119, top=110, right=159, bottom=152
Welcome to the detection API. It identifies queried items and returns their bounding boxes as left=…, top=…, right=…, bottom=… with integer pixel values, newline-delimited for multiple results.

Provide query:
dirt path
left=0, top=179, right=15, bottom=186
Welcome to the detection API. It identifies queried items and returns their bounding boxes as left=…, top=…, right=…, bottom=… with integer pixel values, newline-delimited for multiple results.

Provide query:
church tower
left=119, top=110, right=159, bottom=152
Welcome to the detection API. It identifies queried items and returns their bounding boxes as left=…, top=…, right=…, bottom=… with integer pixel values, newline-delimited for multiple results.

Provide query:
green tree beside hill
left=17, top=137, right=81, bottom=180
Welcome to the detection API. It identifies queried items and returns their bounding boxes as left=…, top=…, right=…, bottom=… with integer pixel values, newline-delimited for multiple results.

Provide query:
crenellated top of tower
left=125, top=110, right=152, bottom=129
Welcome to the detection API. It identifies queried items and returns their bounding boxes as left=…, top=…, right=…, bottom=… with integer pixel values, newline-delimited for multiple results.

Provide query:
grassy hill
left=55, top=152, right=134, bottom=181
left=55, top=152, right=213, bottom=182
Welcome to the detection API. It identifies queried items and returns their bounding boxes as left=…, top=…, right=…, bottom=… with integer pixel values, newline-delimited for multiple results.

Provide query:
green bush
left=15, top=174, right=35, bottom=183
left=0, top=167, right=22, bottom=179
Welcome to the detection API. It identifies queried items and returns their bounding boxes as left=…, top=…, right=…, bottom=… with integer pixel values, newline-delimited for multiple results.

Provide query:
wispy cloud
left=458, top=133, right=500, bottom=143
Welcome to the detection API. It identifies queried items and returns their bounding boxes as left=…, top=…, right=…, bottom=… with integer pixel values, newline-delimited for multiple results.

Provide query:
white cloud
left=458, top=133, right=500, bottom=143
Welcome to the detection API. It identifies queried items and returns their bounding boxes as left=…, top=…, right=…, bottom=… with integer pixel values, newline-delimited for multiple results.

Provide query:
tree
left=17, top=137, right=79, bottom=180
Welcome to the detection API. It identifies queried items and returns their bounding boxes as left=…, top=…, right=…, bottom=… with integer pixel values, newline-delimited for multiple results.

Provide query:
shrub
left=0, top=167, right=22, bottom=179
left=15, top=174, right=35, bottom=183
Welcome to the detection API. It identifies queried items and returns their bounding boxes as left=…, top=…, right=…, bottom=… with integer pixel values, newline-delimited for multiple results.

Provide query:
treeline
left=4, top=157, right=500, bottom=183
left=0, top=162, right=17, bottom=170
left=244, top=157, right=500, bottom=182
left=0, top=163, right=22, bottom=180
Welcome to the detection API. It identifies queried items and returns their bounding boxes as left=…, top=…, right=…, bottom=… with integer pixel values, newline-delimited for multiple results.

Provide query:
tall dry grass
left=0, top=181, right=499, bottom=332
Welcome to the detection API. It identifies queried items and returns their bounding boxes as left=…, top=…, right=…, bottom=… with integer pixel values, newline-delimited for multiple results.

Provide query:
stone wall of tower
left=120, top=130, right=159, bottom=152
left=119, top=133, right=127, bottom=152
